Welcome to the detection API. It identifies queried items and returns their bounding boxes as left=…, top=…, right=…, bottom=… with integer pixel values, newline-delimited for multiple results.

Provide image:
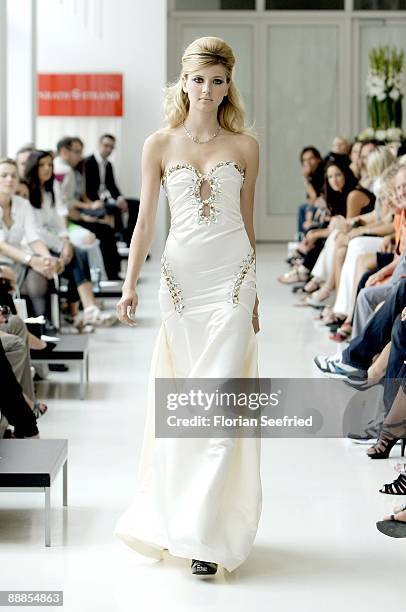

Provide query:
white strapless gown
left=114, top=160, right=262, bottom=572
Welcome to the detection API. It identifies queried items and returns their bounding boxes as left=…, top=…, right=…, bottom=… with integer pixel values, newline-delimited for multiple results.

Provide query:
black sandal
left=380, top=472, right=406, bottom=495
left=367, top=435, right=406, bottom=460
left=191, top=559, right=218, bottom=577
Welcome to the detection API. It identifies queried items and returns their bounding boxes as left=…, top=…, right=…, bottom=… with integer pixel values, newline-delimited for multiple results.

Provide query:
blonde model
left=115, top=36, right=262, bottom=578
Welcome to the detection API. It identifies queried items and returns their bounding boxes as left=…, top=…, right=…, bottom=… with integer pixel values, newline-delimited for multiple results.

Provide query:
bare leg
left=77, top=281, right=97, bottom=310
left=334, top=245, right=348, bottom=293
left=368, top=342, right=391, bottom=381
left=344, top=252, right=377, bottom=325
left=28, top=332, right=46, bottom=350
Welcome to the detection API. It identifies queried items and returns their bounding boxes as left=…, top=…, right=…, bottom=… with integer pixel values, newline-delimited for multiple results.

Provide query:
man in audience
left=16, top=144, right=35, bottom=179
left=296, top=147, right=325, bottom=240
left=324, top=136, right=351, bottom=167
left=84, top=134, right=128, bottom=240
left=54, top=136, right=121, bottom=279
left=314, top=277, right=405, bottom=442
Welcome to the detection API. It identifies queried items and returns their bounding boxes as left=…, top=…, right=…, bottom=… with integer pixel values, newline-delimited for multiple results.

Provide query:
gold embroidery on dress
left=161, top=161, right=245, bottom=227
left=228, top=247, right=256, bottom=307
left=161, top=253, right=184, bottom=314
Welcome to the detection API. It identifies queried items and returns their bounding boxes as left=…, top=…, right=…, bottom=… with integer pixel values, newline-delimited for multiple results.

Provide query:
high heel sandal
left=367, top=436, right=406, bottom=460
left=191, top=559, right=218, bottom=577
left=329, top=323, right=352, bottom=342
left=380, top=472, right=406, bottom=495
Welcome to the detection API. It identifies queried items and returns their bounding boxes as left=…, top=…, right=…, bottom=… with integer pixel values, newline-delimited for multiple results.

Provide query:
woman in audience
left=279, top=158, right=360, bottom=284
left=304, top=148, right=394, bottom=321
left=24, top=151, right=116, bottom=327
left=349, top=140, right=362, bottom=180
left=0, top=157, right=58, bottom=319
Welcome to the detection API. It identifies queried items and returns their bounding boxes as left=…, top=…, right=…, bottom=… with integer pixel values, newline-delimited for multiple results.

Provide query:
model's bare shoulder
left=237, top=132, right=259, bottom=152
left=143, top=130, right=170, bottom=151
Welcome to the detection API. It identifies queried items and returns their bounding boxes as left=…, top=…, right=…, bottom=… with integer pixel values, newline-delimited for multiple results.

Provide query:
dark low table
left=30, top=335, right=89, bottom=400
left=0, top=439, right=68, bottom=546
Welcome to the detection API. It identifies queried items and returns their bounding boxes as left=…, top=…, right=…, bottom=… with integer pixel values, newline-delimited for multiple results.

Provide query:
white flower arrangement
left=366, top=45, right=405, bottom=131
left=357, top=126, right=405, bottom=142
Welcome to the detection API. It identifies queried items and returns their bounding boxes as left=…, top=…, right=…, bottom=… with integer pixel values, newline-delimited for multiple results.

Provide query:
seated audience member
left=53, top=137, right=120, bottom=279
left=0, top=341, right=39, bottom=439
left=314, top=278, right=406, bottom=412
left=0, top=297, right=49, bottom=418
left=16, top=144, right=35, bottom=180
left=350, top=162, right=405, bottom=338
left=24, top=150, right=116, bottom=328
left=84, top=133, right=128, bottom=240
left=324, top=135, right=351, bottom=167
left=358, top=140, right=378, bottom=189
left=306, top=147, right=395, bottom=325
left=349, top=140, right=363, bottom=180
left=280, top=158, right=358, bottom=284
left=0, top=158, right=59, bottom=319
left=296, top=147, right=325, bottom=240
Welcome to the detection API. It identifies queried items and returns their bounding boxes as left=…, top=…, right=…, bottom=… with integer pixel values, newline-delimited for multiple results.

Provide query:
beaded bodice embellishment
left=228, top=247, right=256, bottom=307
left=162, top=160, right=245, bottom=227
left=161, top=253, right=184, bottom=314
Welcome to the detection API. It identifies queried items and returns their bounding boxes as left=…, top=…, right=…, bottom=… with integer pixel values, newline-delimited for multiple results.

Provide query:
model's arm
left=240, top=135, right=260, bottom=323
left=117, top=134, right=162, bottom=325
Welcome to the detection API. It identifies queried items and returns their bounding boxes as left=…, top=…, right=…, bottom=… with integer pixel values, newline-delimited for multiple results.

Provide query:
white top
left=31, top=181, right=69, bottom=254
left=0, top=195, right=41, bottom=265
left=94, top=150, right=107, bottom=190
left=53, top=155, right=76, bottom=211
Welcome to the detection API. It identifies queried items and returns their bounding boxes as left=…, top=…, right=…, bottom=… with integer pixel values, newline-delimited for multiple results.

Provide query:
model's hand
left=117, top=288, right=138, bottom=326
left=401, top=306, right=406, bottom=322
left=252, top=314, right=260, bottom=334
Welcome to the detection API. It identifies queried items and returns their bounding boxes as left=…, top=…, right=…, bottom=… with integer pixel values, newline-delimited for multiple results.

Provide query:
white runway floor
left=1, top=244, right=405, bottom=612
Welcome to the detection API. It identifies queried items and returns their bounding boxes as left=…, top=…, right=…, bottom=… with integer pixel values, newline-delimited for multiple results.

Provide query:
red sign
left=37, top=73, right=123, bottom=116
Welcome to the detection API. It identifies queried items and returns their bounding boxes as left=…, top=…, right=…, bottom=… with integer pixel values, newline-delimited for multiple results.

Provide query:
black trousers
left=74, top=220, right=121, bottom=279
left=0, top=342, right=39, bottom=438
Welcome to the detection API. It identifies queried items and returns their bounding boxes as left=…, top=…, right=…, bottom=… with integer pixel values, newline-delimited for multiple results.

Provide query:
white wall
left=6, top=0, right=36, bottom=157
left=36, top=0, right=168, bottom=255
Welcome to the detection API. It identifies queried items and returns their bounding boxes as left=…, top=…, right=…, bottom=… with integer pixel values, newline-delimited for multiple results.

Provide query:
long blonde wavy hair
left=164, top=36, right=250, bottom=135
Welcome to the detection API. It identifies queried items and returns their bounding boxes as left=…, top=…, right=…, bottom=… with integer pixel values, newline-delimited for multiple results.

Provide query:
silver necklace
left=182, top=121, right=221, bottom=145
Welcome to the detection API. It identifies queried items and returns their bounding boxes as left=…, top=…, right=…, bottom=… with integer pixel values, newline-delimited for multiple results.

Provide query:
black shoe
left=191, top=559, right=218, bottom=577
left=30, top=342, right=57, bottom=358
left=48, top=363, right=69, bottom=372
left=368, top=436, right=406, bottom=459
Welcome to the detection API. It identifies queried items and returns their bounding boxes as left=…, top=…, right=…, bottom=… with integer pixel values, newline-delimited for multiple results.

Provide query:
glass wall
left=354, top=0, right=406, bottom=8
left=176, top=0, right=255, bottom=9
left=266, top=0, right=343, bottom=9
left=266, top=24, right=339, bottom=216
